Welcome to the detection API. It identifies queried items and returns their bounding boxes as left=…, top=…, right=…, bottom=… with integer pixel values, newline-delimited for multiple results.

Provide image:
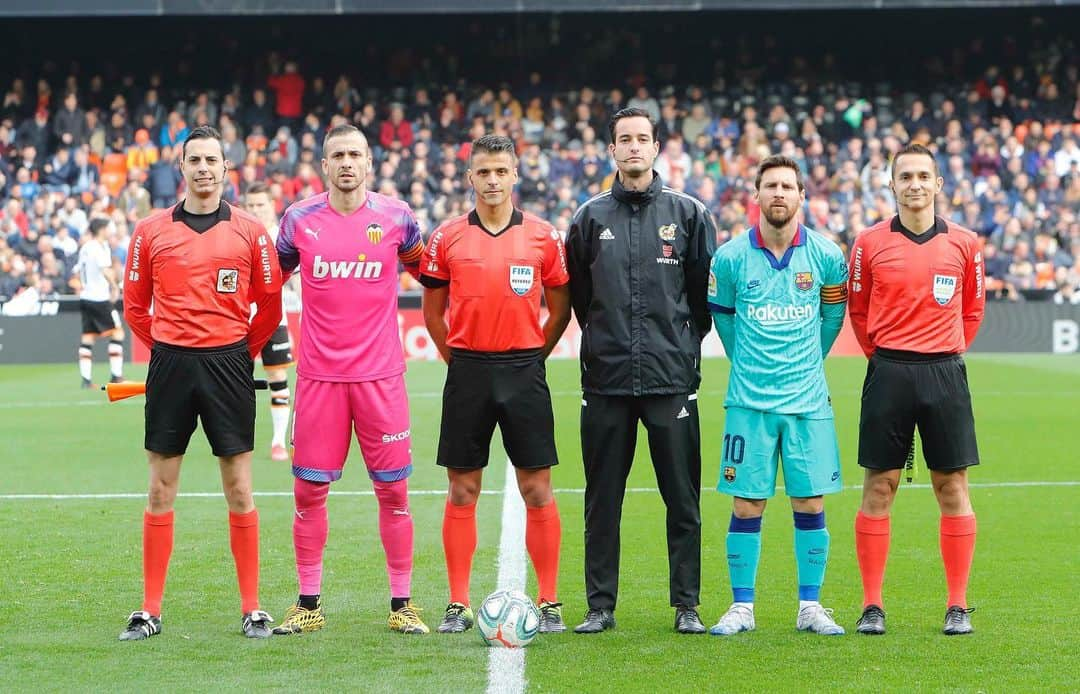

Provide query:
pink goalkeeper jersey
left=276, top=191, right=425, bottom=382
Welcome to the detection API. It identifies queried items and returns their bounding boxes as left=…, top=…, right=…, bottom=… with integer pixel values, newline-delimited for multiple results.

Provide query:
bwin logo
left=746, top=304, right=814, bottom=323
left=312, top=254, right=383, bottom=279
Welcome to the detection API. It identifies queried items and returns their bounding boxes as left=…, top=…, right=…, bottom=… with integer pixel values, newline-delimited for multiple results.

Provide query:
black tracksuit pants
left=581, top=392, right=702, bottom=611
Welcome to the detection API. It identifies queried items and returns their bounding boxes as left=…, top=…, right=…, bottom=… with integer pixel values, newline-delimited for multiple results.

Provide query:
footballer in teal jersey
left=705, top=156, right=848, bottom=637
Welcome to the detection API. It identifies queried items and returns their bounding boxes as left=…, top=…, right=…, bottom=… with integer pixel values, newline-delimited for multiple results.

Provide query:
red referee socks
left=940, top=513, right=977, bottom=609
left=525, top=500, right=561, bottom=603
left=855, top=511, right=890, bottom=609
left=229, top=509, right=260, bottom=614
left=142, top=510, right=174, bottom=616
left=443, top=500, right=477, bottom=606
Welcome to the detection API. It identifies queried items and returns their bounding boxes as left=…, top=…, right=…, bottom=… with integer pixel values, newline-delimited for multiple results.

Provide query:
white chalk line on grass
left=1, top=389, right=1074, bottom=409
left=3, top=480, right=1078, bottom=501
left=487, top=459, right=528, bottom=694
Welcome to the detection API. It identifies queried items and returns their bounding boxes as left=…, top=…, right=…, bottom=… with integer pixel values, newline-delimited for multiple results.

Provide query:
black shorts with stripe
left=437, top=348, right=559, bottom=471
left=80, top=299, right=120, bottom=334
left=858, top=348, right=980, bottom=472
left=260, top=325, right=293, bottom=367
left=145, top=339, right=255, bottom=457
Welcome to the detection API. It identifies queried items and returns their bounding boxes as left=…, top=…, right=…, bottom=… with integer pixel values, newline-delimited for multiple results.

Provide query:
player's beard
left=333, top=173, right=362, bottom=193
left=762, top=202, right=797, bottom=228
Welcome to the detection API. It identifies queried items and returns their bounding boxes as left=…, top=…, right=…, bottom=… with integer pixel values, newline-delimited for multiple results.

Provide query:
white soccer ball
left=476, top=589, right=541, bottom=648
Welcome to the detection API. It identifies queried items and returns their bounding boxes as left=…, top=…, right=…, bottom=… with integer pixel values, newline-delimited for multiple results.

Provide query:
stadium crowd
left=1, top=23, right=1079, bottom=310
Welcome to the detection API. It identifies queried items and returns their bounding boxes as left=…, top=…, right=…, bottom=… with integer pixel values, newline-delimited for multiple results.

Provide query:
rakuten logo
left=312, top=255, right=383, bottom=279
left=746, top=304, right=814, bottom=323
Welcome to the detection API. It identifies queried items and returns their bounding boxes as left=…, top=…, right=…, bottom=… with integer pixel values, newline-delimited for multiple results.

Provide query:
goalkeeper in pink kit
left=272, top=124, right=429, bottom=635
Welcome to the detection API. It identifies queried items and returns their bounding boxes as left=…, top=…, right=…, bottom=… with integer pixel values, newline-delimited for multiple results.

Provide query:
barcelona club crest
left=933, top=274, right=957, bottom=305
left=794, top=271, right=813, bottom=291
left=366, top=223, right=384, bottom=244
left=723, top=466, right=736, bottom=483
left=658, top=224, right=677, bottom=241
left=509, top=265, right=534, bottom=296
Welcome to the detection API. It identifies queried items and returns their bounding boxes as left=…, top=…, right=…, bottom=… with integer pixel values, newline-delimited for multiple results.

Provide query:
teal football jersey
left=707, top=225, right=848, bottom=415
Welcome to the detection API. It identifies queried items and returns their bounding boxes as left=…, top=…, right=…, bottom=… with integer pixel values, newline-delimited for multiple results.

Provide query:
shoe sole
left=856, top=627, right=886, bottom=635
left=943, top=628, right=973, bottom=636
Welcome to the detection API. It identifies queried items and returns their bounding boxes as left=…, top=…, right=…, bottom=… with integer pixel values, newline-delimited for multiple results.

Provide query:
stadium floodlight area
left=2, top=0, right=1073, bottom=17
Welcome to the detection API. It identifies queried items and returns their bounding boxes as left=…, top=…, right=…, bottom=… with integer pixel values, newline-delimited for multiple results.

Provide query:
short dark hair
left=608, top=107, right=658, bottom=143
left=892, top=143, right=938, bottom=178
left=182, top=125, right=224, bottom=158
left=469, top=134, right=517, bottom=164
left=244, top=181, right=271, bottom=201
left=88, top=217, right=110, bottom=237
left=323, top=123, right=364, bottom=152
left=755, top=155, right=805, bottom=192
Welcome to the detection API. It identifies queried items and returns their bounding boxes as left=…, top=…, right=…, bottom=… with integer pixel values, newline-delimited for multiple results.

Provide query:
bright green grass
left=1, top=356, right=1078, bottom=692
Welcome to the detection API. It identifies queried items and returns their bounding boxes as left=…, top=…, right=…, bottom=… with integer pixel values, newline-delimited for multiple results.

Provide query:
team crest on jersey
left=509, top=265, right=534, bottom=296
left=723, top=466, right=736, bottom=483
left=217, top=268, right=239, bottom=293
left=795, top=271, right=813, bottom=291
left=658, top=224, right=677, bottom=241
left=366, top=224, right=384, bottom=244
left=933, top=274, right=957, bottom=305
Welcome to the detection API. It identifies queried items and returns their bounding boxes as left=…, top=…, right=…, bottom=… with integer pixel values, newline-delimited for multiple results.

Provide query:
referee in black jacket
left=566, top=108, right=716, bottom=634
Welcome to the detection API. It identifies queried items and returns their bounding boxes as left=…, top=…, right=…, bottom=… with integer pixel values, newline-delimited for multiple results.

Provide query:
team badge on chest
left=366, top=223, right=383, bottom=244
left=216, top=268, right=239, bottom=293
left=933, top=274, right=957, bottom=305
left=509, top=265, right=534, bottom=296
left=794, top=271, right=813, bottom=291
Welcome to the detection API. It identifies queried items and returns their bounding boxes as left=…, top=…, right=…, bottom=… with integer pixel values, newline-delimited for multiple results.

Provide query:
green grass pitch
left=1, top=355, right=1077, bottom=692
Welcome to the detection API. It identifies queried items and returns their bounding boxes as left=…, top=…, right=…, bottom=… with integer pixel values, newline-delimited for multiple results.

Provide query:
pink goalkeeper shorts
left=291, top=374, right=413, bottom=483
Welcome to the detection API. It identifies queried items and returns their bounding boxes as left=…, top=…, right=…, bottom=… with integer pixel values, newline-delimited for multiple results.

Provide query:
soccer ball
left=476, top=589, right=541, bottom=648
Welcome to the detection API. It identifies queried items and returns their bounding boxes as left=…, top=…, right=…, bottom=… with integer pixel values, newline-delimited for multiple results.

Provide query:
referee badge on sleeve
left=217, top=268, right=239, bottom=293
left=933, top=274, right=957, bottom=305
left=509, top=265, right=534, bottom=296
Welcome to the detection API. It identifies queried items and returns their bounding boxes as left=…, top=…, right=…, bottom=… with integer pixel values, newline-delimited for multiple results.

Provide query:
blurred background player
left=706, top=155, right=848, bottom=637
left=273, top=124, right=430, bottom=636
left=420, top=134, right=571, bottom=635
left=120, top=125, right=283, bottom=641
left=244, top=181, right=295, bottom=461
left=71, top=217, right=125, bottom=387
left=848, top=143, right=985, bottom=637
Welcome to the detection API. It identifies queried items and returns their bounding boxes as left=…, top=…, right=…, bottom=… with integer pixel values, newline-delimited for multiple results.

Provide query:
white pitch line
left=487, top=460, right=528, bottom=694
left=2, top=480, right=1077, bottom=501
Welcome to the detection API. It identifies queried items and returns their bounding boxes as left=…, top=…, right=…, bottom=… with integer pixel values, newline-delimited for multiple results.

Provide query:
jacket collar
left=612, top=170, right=663, bottom=206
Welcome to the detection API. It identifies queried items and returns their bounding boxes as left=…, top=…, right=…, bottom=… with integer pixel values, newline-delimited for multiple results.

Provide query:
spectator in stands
left=268, top=60, right=306, bottom=132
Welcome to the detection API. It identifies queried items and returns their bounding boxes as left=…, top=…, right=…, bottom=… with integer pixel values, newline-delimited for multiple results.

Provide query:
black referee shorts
left=858, top=348, right=980, bottom=472
left=80, top=299, right=120, bottom=335
left=436, top=348, right=559, bottom=471
left=145, top=339, right=256, bottom=457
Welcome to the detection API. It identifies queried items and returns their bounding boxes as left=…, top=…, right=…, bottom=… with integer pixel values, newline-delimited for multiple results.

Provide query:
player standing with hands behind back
left=120, top=125, right=283, bottom=640
left=421, top=135, right=571, bottom=635
left=848, top=143, right=985, bottom=636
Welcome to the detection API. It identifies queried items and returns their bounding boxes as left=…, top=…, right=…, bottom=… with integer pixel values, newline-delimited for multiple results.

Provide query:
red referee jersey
left=848, top=215, right=984, bottom=357
left=124, top=202, right=283, bottom=357
left=420, top=208, right=569, bottom=352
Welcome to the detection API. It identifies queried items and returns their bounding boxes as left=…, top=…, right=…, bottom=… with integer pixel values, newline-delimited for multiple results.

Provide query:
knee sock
left=108, top=339, right=124, bottom=378
left=855, top=511, right=891, bottom=609
left=229, top=509, right=260, bottom=614
left=78, top=343, right=92, bottom=381
left=142, top=510, right=174, bottom=616
left=268, top=379, right=290, bottom=448
left=442, top=500, right=477, bottom=605
left=374, top=479, right=413, bottom=600
left=727, top=514, right=762, bottom=604
left=525, top=500, right=561, bottom=603
left=793, top=511, right=829, bottom=603
left=293, top=478, right=330, bottom=596
left=940, top=513, right=977, bottom=609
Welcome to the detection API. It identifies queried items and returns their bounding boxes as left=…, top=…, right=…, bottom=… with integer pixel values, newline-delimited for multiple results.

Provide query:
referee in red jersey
left=420, top=135, right=572, bottom=635
left=847, top=143, right=985, bottom=636
left=119, top=126, right=283, bottom=641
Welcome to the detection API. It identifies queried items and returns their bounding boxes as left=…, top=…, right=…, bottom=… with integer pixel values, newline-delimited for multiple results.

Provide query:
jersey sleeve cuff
left=419, top=274, right=450, bottom=289
left=708, top=301, right=735, bottom=315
